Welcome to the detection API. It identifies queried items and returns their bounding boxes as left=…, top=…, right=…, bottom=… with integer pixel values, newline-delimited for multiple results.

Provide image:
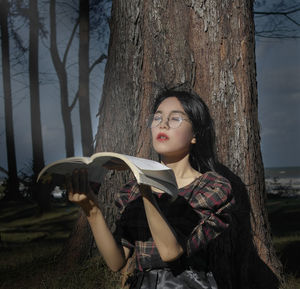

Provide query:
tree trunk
left=58, top=209, right=94, bottom=270
left=49, top=0, right=75, bottom=158
left=29, top=0, right=44, bottom=176
left=28, top=0, right=51, bottom=213
left=78, top=0, right=93, bottom=156
left=0, top=0, right=21, bottom=200
left=68, top=1, right=284, bottom=287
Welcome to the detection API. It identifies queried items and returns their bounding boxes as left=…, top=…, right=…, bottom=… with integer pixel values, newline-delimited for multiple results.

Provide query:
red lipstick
left=156, top=132, right=169, bottom=142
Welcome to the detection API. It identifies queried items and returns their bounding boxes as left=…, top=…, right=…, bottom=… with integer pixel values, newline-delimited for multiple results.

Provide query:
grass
left=0, top=201, right=120, bottom=289
left=266, top=198, right=300, bottom=288
left=0, top=198, right=300, bottom=288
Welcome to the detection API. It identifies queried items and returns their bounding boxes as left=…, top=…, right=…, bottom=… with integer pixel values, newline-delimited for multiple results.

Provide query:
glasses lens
left=168, top=113, right=183, bottom=128
left=147, top=114, right=161, bottom=128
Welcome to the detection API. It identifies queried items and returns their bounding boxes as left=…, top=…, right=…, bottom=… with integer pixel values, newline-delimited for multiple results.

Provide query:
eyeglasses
left=147, top=112, right=190, bottom=129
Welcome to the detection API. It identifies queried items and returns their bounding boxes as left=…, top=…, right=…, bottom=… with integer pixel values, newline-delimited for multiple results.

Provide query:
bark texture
left=72, top=1, right=283, bottom=287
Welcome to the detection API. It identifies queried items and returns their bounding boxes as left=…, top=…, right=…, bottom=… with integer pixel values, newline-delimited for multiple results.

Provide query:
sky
left=256, top=37, right=300, bottom=168
left=0, top=2, right=300, bottom=181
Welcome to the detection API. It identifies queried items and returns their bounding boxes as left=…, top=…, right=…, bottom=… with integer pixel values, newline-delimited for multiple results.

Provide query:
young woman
left=67, top=89, right=235, bottom=289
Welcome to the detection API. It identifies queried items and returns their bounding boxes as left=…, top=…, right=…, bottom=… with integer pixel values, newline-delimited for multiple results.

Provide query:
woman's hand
left=139, top=184, right=153, bottom=199
left=67, top=169, right=99, bottom=216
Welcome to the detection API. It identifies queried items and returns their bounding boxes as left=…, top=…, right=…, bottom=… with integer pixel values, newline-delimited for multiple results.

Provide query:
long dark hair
left=151, top=89, right=218, bottom=173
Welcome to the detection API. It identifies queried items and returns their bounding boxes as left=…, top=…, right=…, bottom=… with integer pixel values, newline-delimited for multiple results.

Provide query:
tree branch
left=0, top=167, right=9, bottom=176
left=63, top=19, right=79, bottom=66
left=254, top=7, right=300, bottom=16
left=89, top=53, right=107, bottom=74
left=285, top=14, right=300, bottom=27
left=68, top=54, right=107, bottom=111
left=69, top=91, right=79, bottom=111
left=254, top=9, right=300, bottom=27
left=254, top=6, right=300, bottom=38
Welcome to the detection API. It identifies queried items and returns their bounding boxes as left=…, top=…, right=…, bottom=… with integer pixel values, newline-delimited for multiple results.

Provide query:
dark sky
left=256, top=38, right=300, bottom=167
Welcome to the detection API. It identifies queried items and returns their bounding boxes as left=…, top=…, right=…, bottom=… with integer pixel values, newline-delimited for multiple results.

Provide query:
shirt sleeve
left=185, top=172, right=235, bottom=256
left=113, top=180, right=137, bottom=251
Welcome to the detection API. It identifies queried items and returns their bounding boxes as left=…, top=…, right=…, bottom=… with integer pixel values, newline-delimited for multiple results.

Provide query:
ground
left=0, top=196, right=300, bottom=289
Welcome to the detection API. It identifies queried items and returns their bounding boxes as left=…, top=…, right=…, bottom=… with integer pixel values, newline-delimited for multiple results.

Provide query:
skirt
left=127, top=268, right=218, bottom=289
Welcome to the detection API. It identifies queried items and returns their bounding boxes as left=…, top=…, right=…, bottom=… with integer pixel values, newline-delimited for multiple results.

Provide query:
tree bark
left=78, top=0, right=94, bottom=156
left=68, top=0, right=284, bottom=287
left=0, top=0, right=21, bottom=200
left=49, top=0, right=75, bottom=158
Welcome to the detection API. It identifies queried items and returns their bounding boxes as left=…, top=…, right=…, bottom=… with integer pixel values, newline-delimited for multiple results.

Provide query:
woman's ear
left=191, top=137, right=196, bottom=144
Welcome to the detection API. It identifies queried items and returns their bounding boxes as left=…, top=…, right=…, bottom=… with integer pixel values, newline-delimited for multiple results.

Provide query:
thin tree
left=78, top=0, right=93, bottom=156
left=28, top=0, right=53, bottom=213
left=28, top=0, right=44, bottom=177
left=49, top=0, right=107, bottom=158
left=0, top=0, right=20, bottom=200
left=56, top=0, right=108, bottom=267
left=49, top=0, right=76, bottom=157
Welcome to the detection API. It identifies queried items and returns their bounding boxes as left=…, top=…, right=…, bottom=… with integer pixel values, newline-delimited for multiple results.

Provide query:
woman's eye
left=170, top=116, right=181, bottom=122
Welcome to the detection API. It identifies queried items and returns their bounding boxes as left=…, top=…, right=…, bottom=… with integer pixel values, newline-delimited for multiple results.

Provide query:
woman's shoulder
left=200, top=171, right=230, bottom=184
left=192, top=171, right=232, bottom=193
left=188, top=171, right=234, bottom=209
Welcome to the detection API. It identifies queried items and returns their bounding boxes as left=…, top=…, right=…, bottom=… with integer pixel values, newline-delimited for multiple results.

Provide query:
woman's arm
left=67, top=169, right=130, bottom=272
left=139, top=184, right=183, bottom=262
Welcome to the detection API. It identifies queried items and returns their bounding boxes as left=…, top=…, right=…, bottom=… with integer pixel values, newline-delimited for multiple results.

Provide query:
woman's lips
left=156, top=132, right=169, bottom=142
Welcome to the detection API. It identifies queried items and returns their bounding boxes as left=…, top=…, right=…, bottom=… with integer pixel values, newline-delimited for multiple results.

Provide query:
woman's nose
left=159, top=117, right=169, bottom=129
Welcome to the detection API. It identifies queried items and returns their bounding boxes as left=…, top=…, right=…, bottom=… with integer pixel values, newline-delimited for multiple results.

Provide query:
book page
left=124, top=155, right=170, bottom=171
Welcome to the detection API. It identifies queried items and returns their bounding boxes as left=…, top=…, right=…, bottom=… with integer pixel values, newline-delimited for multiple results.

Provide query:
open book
left=37, top=152, right=178, bottom=197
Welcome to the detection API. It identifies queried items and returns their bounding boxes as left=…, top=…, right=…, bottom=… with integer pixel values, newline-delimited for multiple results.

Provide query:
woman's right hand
left=66, top=169, right=99, bottom=216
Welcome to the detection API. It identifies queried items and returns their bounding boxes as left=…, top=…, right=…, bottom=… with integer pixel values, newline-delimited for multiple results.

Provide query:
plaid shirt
left=113, top=171, right=235, bottom=272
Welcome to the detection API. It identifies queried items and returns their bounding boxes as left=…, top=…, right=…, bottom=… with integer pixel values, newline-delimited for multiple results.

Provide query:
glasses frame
left=147, top=112, right=191, bottom=129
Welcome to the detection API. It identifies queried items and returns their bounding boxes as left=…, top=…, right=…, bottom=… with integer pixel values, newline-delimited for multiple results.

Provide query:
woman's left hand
left=139, top=184, right=153, bottom=199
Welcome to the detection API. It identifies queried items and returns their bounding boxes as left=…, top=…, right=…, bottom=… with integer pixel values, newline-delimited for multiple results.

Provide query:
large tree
left=64, top=1, right=284, bottom=288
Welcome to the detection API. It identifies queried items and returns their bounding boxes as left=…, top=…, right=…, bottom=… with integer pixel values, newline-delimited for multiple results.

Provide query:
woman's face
left=151, top=97, right=196, bottom=160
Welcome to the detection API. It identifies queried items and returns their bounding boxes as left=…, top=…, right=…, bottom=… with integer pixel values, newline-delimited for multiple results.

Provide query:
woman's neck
left=161, top=154, right=202, bottom=187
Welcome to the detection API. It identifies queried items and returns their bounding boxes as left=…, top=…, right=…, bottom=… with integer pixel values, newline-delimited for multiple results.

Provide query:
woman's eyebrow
left=155, top=110, right=186, bottom=114
left=171, top=110, right=186, bottom=114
